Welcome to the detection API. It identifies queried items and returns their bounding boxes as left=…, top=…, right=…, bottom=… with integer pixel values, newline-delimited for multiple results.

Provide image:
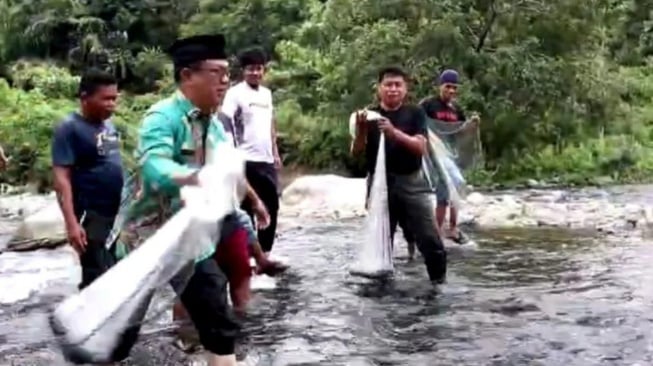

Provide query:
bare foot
left=256, top=259, right=288, bottom=276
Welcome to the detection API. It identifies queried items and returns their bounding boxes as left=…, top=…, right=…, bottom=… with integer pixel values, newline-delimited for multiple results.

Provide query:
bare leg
left=435, top=204, right=447, bottom=230
left=229, top=276, right=251, bottom=316
left=447, top=206, right=469, bottom=244
left=172, top=302, right=200, bottom=352
left=449, top=206, right=458, bottom=235
left=207, top=353, right=238, bottom=366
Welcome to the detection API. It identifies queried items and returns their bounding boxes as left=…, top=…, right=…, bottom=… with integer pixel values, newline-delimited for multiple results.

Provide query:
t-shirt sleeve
left=51, top=122, right=76, bottom=166
left=221, top=87, right=239, bottom=119
left=138, top=112, right=196, bottom=193
left=415, top=108, right=428, bottom=136
left=418, top=97, right=432, bottom=117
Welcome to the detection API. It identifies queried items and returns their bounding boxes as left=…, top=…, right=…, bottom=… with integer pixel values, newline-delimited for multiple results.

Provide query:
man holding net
left=351, top=66, right=447, bottom=284
left=102, top=34, right=274, bottom=366
left=420, top=69, right=480, bottom=245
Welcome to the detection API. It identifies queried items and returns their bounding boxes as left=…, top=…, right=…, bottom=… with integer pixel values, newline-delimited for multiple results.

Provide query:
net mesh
left=348, top=112, right=393, bottom=278
left=422, top=117, right=483, bottom=208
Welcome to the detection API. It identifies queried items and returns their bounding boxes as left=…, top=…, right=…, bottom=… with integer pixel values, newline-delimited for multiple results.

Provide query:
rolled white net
left=348, top=111, right=394, bottom=278
left=49, top=145, right=247, bottom=364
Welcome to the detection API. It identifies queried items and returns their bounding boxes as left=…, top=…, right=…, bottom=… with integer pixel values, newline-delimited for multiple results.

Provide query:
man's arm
left=53, top=167, right=78, bottom=226
left=245, top=183, right=264, bottom=207
left=51, top=123, right=79, bottom=226
left=221, top=87, right=239, bottom=120
left=350, top=112, right=367, bottom=156
left=385, top=108, right=428, bottom=157
left=351, top=131, right=366, bottom=156
left=271, top=115, right=280, bottom=161
left=138, top=113, right=198, bottom=191
left=456, top=103, right=467, bottom=122
left=271, top=92, right=281, bottom=164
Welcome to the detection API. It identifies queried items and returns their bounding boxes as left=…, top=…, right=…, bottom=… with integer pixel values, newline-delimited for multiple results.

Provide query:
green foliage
left=0, top=77, right=144, bottom=191
left=9, top=60, right=80, bottom=98
left=2, top=0, right=653, bottom=189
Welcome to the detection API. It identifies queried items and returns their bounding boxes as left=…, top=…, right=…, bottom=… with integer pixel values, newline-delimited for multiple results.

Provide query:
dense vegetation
left=1, top=0, right=653, bottom=191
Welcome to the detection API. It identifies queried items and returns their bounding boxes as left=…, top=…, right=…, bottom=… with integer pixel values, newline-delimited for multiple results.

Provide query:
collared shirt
left=108, top=91, right=229, bottom=262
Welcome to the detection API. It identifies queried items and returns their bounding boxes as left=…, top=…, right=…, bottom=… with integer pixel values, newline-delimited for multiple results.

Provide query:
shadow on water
left=2, top=219, right=653, bottom=365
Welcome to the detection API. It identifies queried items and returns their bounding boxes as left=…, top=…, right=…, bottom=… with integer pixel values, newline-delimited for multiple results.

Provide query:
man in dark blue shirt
left=51, top=69, right=124, bottom=290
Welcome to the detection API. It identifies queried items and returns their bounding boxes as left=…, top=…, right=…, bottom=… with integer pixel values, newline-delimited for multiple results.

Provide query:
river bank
left=2, top=175, right=651, bottom=251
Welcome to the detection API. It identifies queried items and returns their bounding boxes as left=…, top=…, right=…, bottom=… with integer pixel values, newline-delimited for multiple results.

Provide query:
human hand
left=253, top=199, right=270, bottom=229
left=377, top=118, right=396, bottom=138
left=66, top=221, right=87, bottom=254
left=355, top=110, right=368, bottom=136
left=171, top=171, right=200, bottom=187
left=274, top=154, right=283, bottom=170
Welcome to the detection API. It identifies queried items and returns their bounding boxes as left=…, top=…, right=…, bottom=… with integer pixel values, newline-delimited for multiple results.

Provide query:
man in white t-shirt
left=221, top=47, right=281, bottom=254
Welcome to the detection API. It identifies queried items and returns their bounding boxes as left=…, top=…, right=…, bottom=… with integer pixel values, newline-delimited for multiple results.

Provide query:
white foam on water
left=0, top=247, right=78, bottom=304
left=251, top=274, right=276, bottom=290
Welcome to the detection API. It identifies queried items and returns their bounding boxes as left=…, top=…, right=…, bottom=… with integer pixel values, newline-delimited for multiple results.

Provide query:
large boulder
left=12, top=197, right=65, bottom=242
left=281, top=174, right=367, bottom=219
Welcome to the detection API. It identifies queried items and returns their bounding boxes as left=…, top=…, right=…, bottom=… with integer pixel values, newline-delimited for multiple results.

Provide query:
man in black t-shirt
left=419, top=69, right=479, bottom=244
left=351, top=66, right=447, bottom=284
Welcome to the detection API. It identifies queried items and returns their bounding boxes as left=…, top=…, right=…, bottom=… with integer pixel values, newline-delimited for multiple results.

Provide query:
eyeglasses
left=194, top=67, right=230, bottom=80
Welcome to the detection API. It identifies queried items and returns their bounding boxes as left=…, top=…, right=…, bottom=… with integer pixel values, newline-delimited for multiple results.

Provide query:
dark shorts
left=78, top=210, right=118, bottom=289
left=73, top=211, right=239, bottom=362
left=170, top=258, right=240, bottom=356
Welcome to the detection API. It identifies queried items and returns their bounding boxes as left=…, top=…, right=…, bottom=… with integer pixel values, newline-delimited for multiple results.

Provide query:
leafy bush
left=0, top=77, right=142, bottom=191
left=9, top=60, right=80, bottom=98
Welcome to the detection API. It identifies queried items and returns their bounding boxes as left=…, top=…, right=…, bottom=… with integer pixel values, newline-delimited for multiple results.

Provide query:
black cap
left=167, top=34, right=227, bottom=69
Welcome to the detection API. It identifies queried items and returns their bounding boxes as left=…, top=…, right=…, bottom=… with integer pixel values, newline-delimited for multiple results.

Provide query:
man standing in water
left=222, top=47, right=281, bottom=255
left=108, top=34, right=267, bottom=366
left=351, top=66, right=447, bottom=283
left=420, top=69, right=480, bottom=244
left=52, top=69, right=123, bottom=291
left=51, top=70, right=129, bottom=364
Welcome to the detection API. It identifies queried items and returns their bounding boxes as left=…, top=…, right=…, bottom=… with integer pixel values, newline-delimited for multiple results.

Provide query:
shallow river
left=2, top=186, right=653, bottom=365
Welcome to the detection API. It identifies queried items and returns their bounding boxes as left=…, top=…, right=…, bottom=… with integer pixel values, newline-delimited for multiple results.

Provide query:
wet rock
left=281, top=175, right=366, bottom=219
left=12, top=199, right=65, bottom=242
left=280, top=175, right=653, bottom=233
left=526, top=179, right=541, bottom=188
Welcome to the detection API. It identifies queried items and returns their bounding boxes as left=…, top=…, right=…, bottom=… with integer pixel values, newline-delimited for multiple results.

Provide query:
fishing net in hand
left=348, top=111, right=394, bottom=278
left=421, top=117, right=483, bottom=207
left=426, top=117, right=483, bottom=171
left=49, top=146, right=247, bottom=364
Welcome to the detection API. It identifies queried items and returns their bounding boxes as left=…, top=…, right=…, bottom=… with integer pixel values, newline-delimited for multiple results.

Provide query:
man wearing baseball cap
left=420, top=69, right=480, bottom=245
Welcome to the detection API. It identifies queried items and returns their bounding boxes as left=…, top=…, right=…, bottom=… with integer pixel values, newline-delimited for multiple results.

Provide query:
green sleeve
left=137, top=112, right=196, bottom=193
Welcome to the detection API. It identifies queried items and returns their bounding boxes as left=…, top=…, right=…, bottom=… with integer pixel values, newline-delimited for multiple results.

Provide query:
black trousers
left=242, top=161, right=279, bottom=252
left=69, top=210, right=239, bottom=363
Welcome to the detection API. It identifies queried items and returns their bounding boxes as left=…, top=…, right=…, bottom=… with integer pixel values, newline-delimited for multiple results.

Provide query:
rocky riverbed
left=2, top=176, right=653, bottom=365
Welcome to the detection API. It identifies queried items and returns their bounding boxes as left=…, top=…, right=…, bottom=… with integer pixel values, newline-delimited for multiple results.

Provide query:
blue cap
left=438, top=69, right=459, bottom=85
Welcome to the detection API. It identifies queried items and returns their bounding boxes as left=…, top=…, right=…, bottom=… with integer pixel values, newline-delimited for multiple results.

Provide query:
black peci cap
left=167, top=34, right=227, bottom=69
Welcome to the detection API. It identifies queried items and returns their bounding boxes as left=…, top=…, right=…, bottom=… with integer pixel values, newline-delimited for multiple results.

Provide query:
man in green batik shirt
left=107, top=34, right=270, bottom=366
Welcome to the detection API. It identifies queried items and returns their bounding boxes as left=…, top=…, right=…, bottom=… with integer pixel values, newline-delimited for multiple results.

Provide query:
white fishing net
left=49, top=145, right=247, bottom=363
left=425, top=131, right=464, bottom=210
left=348, top=111, right=394, bottom=278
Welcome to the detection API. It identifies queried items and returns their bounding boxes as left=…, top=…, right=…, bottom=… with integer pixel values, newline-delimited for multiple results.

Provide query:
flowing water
left=2, top=188, right=653, bottom=365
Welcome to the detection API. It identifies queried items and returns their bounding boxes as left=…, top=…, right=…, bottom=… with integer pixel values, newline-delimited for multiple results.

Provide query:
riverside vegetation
left=1, top=0, right=653, bottom=192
